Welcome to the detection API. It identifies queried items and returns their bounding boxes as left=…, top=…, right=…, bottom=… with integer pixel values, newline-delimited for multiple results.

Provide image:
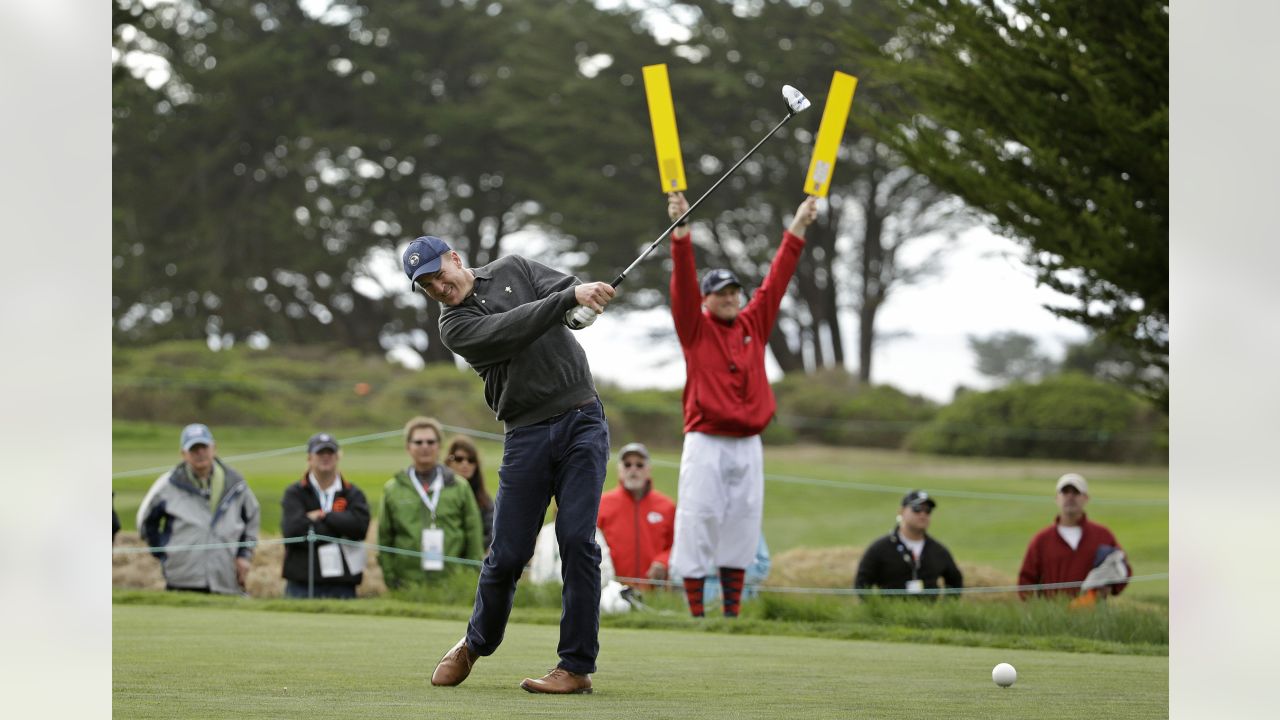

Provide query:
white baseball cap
left=1055, top=473, right=1089, bottom=494
left=618, top=442, right=650, bottom=461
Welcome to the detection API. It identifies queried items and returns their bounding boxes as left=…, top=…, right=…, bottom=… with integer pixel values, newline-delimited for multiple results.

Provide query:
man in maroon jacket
left=664, top=191, right=818, bottom=618
left=1018, top=473, right=1132, bottom=600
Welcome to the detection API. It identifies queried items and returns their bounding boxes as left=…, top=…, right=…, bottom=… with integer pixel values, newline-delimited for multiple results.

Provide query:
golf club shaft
left=611, top=111, right=797, bottom=288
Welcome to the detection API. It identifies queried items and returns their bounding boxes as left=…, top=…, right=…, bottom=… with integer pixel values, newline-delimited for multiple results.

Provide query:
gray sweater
left=439, top=255, right=598, bottom=429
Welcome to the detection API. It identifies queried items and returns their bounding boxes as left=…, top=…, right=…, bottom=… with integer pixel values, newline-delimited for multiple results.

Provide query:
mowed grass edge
left=113, top=604, right=1169, bottom=720
left=113, top=588, right=1168, bottom=657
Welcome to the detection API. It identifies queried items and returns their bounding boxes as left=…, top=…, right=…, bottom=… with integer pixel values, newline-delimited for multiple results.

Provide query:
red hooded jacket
left=597, top=480, right=675, bottom=584
left=669, top=229, right=805, bottom=436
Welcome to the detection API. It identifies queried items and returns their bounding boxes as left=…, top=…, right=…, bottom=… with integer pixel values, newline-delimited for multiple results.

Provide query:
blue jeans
left=465, top=398, right=609, bottom=674
left=284, top=580, right=357, bottom=599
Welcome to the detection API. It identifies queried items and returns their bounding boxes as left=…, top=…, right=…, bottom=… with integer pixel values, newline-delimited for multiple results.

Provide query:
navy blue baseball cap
left=402, top=236, right=452, bottom=285
left=700, top=268, right=742, bottom=295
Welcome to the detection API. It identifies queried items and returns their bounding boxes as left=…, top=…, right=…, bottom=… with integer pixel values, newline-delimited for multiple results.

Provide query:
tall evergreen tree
left=112, top=0, right=664, bottom=360
left=841, top=0, right=1168, bottom=405
left=653, top=0, right=967, bottom=380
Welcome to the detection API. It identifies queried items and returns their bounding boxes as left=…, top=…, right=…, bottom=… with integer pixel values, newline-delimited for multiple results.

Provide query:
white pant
left=669, top=432, right=764, bottom=578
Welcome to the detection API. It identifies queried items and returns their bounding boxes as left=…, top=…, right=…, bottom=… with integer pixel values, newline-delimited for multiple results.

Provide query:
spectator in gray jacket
left=137, top=423, right=261, bottom=595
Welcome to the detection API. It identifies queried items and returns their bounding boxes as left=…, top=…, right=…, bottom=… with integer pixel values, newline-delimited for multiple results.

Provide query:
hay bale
left=764, top=545, right=1017, bottom=601
left=112, top=530, right=389, bottom=598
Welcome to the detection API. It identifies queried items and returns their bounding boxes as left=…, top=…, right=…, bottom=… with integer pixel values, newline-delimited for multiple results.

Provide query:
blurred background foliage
left=112, top=0, right=1168, bottom=454
left=113, top=340, right=1165, bottom=462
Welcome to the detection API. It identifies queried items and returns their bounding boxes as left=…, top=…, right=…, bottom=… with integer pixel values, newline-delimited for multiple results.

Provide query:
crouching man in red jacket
left=597, top=442, right=675, bottom=590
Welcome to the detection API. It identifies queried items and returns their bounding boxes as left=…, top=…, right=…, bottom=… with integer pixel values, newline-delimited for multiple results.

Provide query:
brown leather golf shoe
left=431, top=638, right=479, bottom=687
left=520, top=667, right=593, bottom=694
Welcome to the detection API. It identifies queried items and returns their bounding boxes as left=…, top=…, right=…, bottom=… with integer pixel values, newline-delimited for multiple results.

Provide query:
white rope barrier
left=115, top=534, right=1165, bottom=597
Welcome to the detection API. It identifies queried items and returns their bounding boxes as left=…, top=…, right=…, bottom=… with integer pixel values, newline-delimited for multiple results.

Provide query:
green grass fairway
left=113, top=605, right=1167, bottom=719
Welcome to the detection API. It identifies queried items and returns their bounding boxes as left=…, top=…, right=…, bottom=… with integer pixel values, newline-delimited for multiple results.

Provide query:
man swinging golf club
left=406, top=235, right=614, bottom=694
left=417, top=82, right=811, bottom=689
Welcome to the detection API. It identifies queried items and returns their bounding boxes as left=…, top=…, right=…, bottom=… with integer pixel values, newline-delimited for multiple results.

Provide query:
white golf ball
left=992, top=662, right=1017, bottom=688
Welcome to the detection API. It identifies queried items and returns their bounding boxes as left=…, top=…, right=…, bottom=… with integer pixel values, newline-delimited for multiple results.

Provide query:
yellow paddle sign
left=804, top=71, right=859, bottom=197
left=642, top=64, right=687, bottom=192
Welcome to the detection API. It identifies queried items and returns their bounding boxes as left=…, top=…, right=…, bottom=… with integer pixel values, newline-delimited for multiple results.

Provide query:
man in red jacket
left=597, top=442, right=675, bottom=590
left=1018, top=473, right=1132, bottom=600
left=665, top=191, right=818, bottom=617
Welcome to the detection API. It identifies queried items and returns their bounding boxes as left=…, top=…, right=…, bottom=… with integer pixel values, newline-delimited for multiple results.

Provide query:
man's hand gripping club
left=565, top=281, right=617, bottom=330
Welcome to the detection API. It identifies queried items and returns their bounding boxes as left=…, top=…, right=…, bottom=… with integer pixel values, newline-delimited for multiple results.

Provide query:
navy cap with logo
left=900, top=489, right=937, bottom=510
left=307, top=432, right=340, bottom=454
left=180, top=423, right=214, bottom=451
left=402, top=236, right=452, bottom=286
left=700, top=268, right=742, bottom=296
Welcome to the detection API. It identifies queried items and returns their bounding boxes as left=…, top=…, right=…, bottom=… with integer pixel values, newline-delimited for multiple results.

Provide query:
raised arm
left=667, top=192, right=703, bottom=345
left=744, top=196, right=816, bottom=335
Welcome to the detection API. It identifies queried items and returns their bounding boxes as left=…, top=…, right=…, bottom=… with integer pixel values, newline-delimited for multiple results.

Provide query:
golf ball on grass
left=992, top=663, right=1017, bottom=688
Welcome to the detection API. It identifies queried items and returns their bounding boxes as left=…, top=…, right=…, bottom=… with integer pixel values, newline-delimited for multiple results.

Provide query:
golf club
left=567, top=84, right=811, bottom=329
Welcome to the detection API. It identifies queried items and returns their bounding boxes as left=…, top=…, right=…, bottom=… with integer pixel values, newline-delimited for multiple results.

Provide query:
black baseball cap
left=700, top=268, right=742, bottom=295
left=307, top=432, right=340, bottom=454
left=900, top=490, right=936, bottom=510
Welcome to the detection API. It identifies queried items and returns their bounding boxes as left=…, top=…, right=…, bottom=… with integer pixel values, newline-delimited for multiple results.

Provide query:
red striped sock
left=682, top=577, right=705, bottom=617
left=720, top=567, right=745, bottom=618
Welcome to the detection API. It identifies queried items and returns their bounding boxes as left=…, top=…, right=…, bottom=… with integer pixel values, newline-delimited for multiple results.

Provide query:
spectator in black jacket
left=280, top=433, right=372, bottom=598
left=853, top=490, right=963, bottom=599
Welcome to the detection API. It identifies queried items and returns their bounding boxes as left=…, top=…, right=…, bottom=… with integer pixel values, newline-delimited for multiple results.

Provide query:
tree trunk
left=857, top=186, right=887, bottom=384
left=767, top=324, right=806, bottom=373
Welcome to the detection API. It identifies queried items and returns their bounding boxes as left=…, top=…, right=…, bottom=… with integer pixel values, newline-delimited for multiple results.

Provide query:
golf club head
left=782, top=85, right=811, bottom=115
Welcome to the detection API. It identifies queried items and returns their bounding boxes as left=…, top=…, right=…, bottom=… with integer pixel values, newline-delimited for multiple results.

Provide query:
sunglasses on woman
left=449, top=454, right=476, bottom=464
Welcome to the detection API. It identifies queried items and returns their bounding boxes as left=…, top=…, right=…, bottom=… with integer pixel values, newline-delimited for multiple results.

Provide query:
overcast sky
left=569, top=224, right=1088, bottom=403
left=375, top=221, right=1088, bottom=405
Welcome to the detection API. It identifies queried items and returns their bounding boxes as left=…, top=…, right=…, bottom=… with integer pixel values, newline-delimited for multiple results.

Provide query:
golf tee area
left=113, top=423, right=1168, bottom=718
left=113, top=604, right=1167, bottom=719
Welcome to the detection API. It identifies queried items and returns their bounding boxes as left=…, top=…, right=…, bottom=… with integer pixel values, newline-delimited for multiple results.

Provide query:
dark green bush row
left=113, top=343, right=1166, bottom=462
left=112, top=341, right=502, bottom=434
left=906, top=372, right=1167, bottom=463
left=766, top=368, right=939, bottom=448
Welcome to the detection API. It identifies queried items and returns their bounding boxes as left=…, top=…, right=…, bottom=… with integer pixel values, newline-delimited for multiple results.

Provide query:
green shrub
left=770, top=368, right=937, bottom=448
left=906, top=372, right=1166, bottom=463
left=597, top=385, right=686, bottom=447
